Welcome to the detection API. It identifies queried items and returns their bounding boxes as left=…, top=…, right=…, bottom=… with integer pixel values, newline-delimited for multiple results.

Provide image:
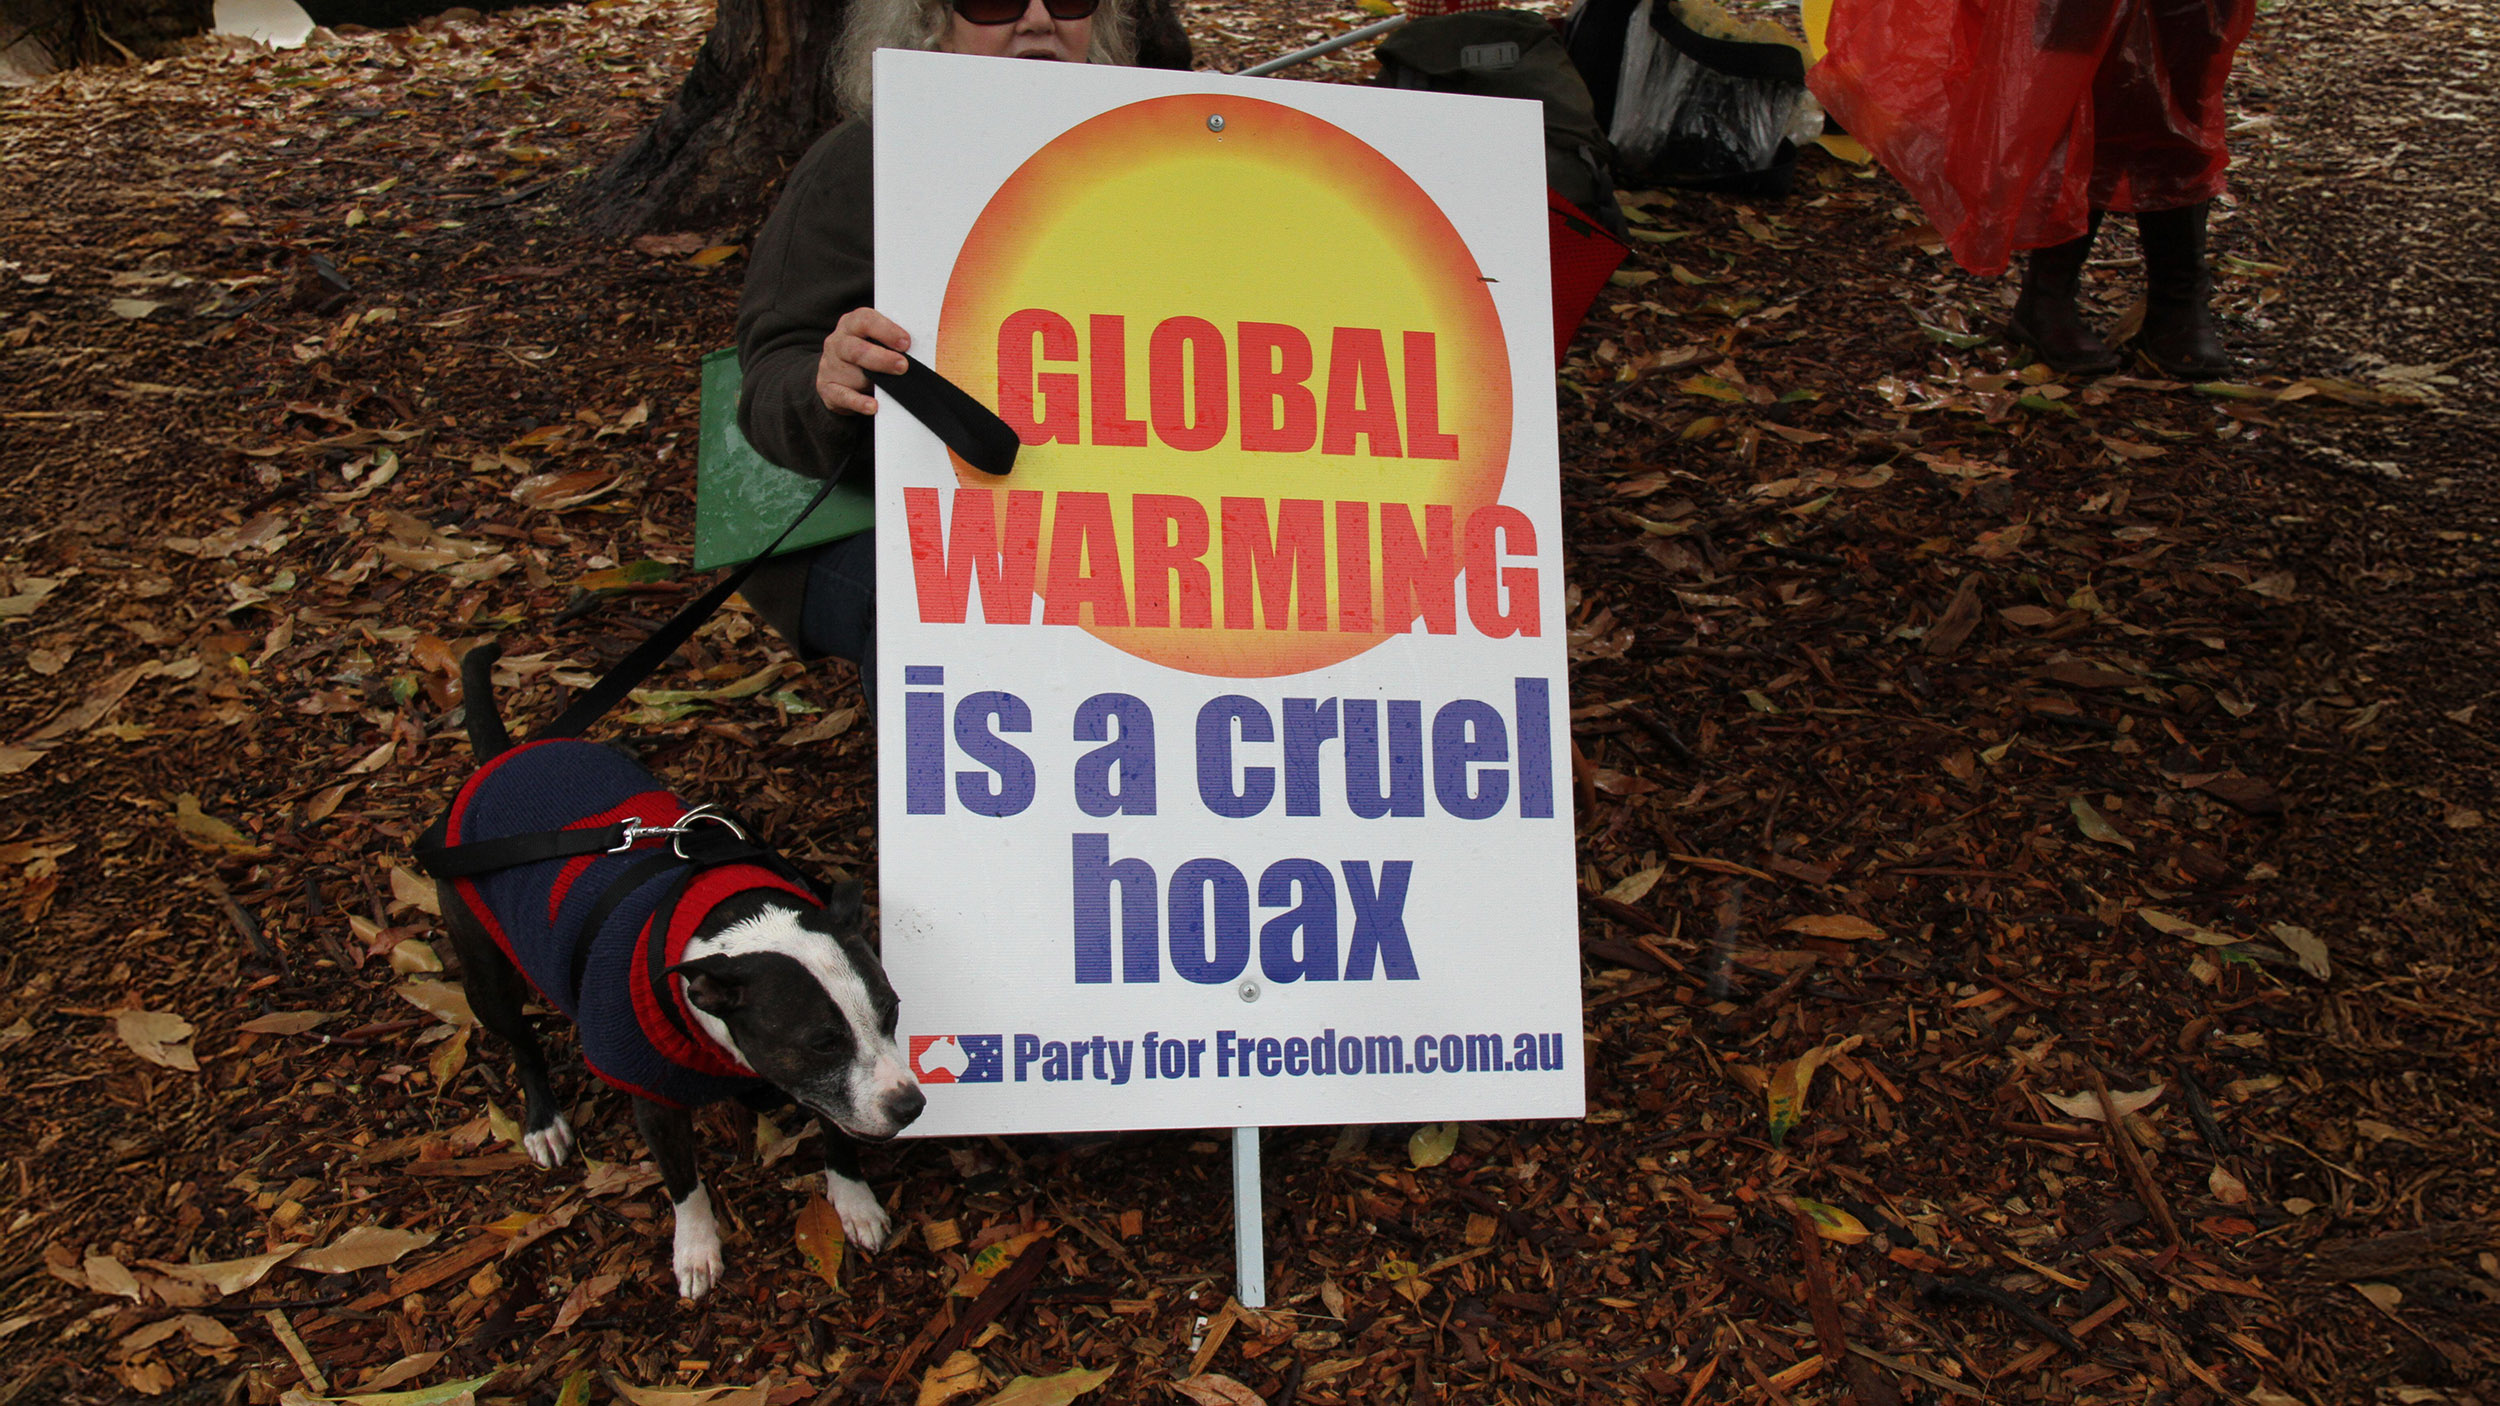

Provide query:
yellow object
left=1681, top=0, right=1806, bottom=51
left=1804, top=0, right=1832, bottom=61
left=1814, top=132, right=1874, bottom=165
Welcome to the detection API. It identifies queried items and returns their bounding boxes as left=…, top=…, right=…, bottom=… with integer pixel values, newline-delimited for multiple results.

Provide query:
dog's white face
left=674, top=897, right=924, bottom=1141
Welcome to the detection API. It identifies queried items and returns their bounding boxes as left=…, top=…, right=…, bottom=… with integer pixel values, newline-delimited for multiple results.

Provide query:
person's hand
left=815, top=308, right=913, bottom=416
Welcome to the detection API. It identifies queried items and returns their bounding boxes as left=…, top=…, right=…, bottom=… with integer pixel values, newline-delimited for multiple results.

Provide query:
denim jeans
left=793, top=529, right=878, bottom=713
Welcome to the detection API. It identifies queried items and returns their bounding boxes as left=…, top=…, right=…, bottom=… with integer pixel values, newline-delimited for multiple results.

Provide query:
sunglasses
left=952, top=0, right=1097, bottom=23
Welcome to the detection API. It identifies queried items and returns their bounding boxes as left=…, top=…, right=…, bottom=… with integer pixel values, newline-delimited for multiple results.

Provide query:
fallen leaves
left=918, top=1351, right=989, bottom=1406
left=2209, top=1165, right=2251, bottom=1205
left=289, top=1224, right=437, bottom=1274
left=110, top=1360, right=175, bottom=1395
left=511, top=469, right=622, bottom=511
left=1779, top=913, right=1885, bottom=941
left=605, top=1380, right=775, bottom=1406
left=390, top=938, right=444, bottom=974
left=2139, top=908, right=2241, bottom=946
left=2193, top=773, right=2284, bottom=815
left=1789, top=1197, right=1871, bottom=1245
left=315, top=1374, right=500, bottom=1405
left=795, top=1194, right=847, bottom=1289
left=425, top=1024, right=470, bottom=1085
left=1767, top=1037, right=1863, bottom=1146
left=2043, top=1083, right=2165, bottom=1122
left=2197, top=375, right=2429, bottom=408
left=1169, top=1374, right=1266, bottom=1406
left=84, top=1253, right=144, bottom=1301
left=0, top=574, right=61, bottom=619
left=2269, top=923, right=2331, bottom=979
left=1, top=660, right=173, bottom=774
left=141, top=1249, right=295, bottom=1296
left=958, top=1229, right=1049, bottom=1295
left=389, top=864, right=440, bottom=916
left=977, top=1365, right=1115, bottom=1406
left=113, top=1009, right=199, bottom=1071
left=171, top=793, right=260, bottom=854
left=2038, top=659, right=2141, bottom=689
left=394, top=978, right=476, bottom=1027
left=776, top=705, right=860, bottom=747
left=1406, top=1122, right=1460, bottom=1169
left=237, top=1010, right=336, bottom=1036
left=1924, top=575, right=1984, bottom=657
left=2069, top=797, right=2137, bottom=851
left=114, top=1312, right=239, bottom=1360
left=166, top=511, right=291, bottom=559
left=549, top=1271, right=622, bottom=1333
left=3, top=3, right=2489, bottom=1400
left=627, top=661, right=799, bottom=711
left=1603, top=865, right=1665, bottom=905
left=630, top=231, right=710, bottom=258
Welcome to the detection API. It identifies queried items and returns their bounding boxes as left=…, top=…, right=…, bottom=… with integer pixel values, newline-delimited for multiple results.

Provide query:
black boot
left=2007, top=213, right=2117, bottom=376
left=2134, top=201, right=2231, bottom=379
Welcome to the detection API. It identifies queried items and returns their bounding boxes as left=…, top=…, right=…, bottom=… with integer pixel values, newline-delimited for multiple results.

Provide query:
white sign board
left=873, top=50, right=1579, bottom=1136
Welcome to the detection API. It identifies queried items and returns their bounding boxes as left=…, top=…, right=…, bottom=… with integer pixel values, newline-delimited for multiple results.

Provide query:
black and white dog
left=423, top=645, right=922, bottom=1298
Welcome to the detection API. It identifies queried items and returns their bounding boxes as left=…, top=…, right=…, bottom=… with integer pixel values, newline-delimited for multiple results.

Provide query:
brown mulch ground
left=3, top=1, right=2495, bottom=1403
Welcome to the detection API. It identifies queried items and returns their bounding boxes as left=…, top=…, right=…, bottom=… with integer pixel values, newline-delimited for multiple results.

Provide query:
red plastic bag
left=1808, top=0, right=2254, bottom=275
left=1549, top=189, right=1630, bottom=365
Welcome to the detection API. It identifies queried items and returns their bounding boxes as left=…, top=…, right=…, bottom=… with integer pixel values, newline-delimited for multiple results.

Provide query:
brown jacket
left=736, top=116, right=877, bottom=485
left=731, top=118, right=877, bottom=647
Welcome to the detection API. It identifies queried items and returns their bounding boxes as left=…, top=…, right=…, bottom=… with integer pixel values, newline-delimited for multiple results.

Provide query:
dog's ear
left=669, top=957, right=744, bottom=1017
left=820, top=880, right=867, bottom=934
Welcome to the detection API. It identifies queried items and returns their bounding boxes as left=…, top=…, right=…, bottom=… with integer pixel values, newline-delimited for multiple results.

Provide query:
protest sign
left=874, top=51, right=1580, bottom=1136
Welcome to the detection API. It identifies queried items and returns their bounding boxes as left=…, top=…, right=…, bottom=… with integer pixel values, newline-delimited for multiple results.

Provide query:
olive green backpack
left=1376, top=11, right=1629, bottom=239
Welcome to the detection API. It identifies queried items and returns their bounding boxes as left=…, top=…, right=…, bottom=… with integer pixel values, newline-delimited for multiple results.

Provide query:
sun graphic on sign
left=938, top=94, right=1514, bottom=679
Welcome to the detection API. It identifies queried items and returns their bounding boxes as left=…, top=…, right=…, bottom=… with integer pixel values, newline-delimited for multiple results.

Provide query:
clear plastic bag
left=1599, top=0, right=1812, bottom=193
left=1612, top=0, right=1801, bottom=180
left=1808, top=0, right=2255, bottom=275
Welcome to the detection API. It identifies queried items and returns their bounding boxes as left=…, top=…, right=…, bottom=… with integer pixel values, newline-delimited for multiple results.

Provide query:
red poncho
left=1809, top=0, right=2256, bottom=275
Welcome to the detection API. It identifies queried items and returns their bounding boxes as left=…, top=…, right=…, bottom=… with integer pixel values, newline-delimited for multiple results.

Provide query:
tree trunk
left=2, top=0, right=209, bottom=73
left=578, top=0, right=1194, bottom=239
left=575, top=0, right=850, bottom=238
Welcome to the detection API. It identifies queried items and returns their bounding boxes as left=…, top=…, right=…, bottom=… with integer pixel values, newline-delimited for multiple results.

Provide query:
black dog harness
left=415, top=739, right=820, bottom=1108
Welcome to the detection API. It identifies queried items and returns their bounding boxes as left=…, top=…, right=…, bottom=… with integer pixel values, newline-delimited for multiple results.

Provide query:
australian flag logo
left=910, top=1034, right=1004, bottom=1084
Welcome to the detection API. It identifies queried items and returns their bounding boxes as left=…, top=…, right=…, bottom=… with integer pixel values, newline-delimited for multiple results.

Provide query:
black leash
left=542, top=352, right=1016, bottom=742
left=416, top=353, right=1015, bottom=891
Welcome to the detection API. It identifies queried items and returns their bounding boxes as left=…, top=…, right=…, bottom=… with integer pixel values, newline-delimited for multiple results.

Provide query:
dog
left=422, top=644, right=923, bottom=1298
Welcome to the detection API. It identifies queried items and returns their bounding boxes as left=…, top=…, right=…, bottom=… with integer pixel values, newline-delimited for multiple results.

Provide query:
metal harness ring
left=605, top=803, right=750, bottom=856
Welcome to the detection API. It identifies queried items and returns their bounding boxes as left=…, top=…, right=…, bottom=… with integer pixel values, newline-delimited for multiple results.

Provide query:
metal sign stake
left=1233, top=1125, right=1266, bottom=1308
left=1234, top=14, right=1408, bottom=78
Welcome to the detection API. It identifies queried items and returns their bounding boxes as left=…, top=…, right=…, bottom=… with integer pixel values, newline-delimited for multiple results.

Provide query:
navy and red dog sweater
left=439, top=739, right=812, bottom=1109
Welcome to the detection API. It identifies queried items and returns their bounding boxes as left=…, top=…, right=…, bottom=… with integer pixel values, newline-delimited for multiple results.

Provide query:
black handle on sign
left=867, top=353, right=1021, bottom=477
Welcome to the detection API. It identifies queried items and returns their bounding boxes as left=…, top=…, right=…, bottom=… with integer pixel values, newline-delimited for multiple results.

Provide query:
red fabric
left=1809, top=0, right=2255, bottom=275
left=1548, top=190, right=1629, bottom=365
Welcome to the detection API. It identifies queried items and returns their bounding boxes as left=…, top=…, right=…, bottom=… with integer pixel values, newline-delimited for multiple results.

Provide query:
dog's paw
left=522, top=1115, right=575, bottom=1168
left=673, top=1234, right=722, bottom=1300
left=673, top=1242, right=722, bottom=1300
left=672, top=1189, right=724, bottom=1300
left=827, top=1171, right=890, bottom=1252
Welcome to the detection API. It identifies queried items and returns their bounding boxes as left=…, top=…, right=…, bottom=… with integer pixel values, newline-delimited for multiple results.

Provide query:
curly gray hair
left=834, top=0, right=1138, bottom=116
